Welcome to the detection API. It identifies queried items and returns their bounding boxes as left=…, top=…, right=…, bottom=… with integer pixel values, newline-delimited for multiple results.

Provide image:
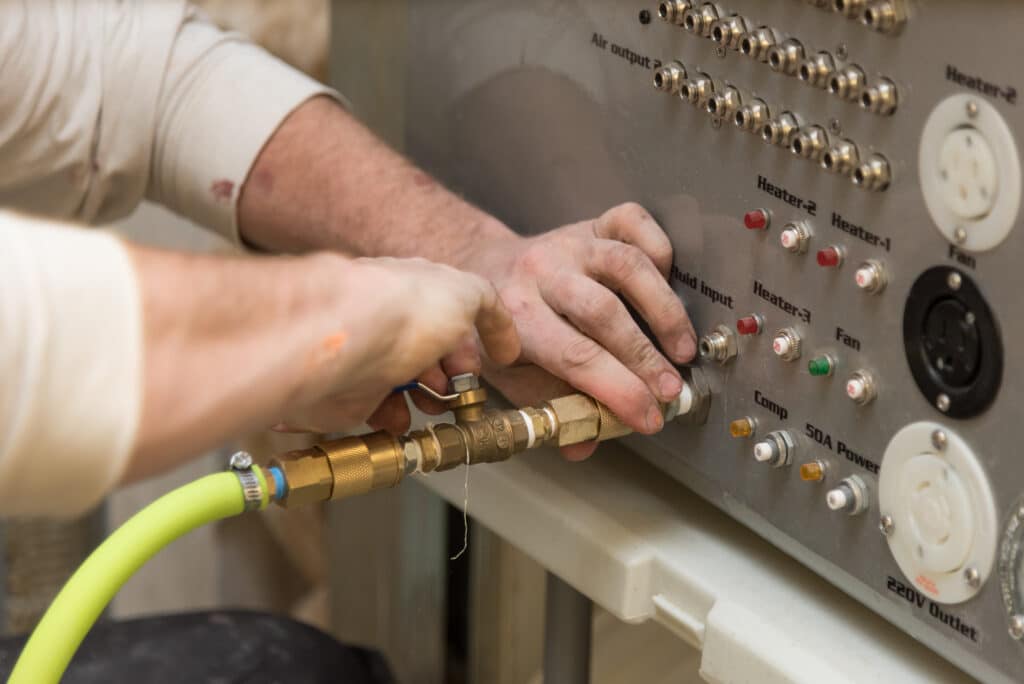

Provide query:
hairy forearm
left=239, top=96, right=515, bottom=268
left=126, top=245, right=346, bottom=480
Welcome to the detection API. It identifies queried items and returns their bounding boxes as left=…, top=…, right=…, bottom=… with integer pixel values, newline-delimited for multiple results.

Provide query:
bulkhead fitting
left=653, top=61, right=687, bottom=93
left=761, top=111, right=801, bottom=147
left=706, top=86, right=741, bottom=119
left=791, top=125, right=829, bottom=161
left=682, top=2, right=720, bottom=37
left=658, top=0, right=692, bottom=25
left=828, top=64, right=866, bottom=101
left=767, top=38, right=805, bottom=76
left=852, top=154, right=892, bottom=191
left=739, top=26, right=777, bottom=62
left=861, top=78, right=899, bottom=115
left=734, top=98, right=771, bottom=132
left=798, top=52, right=836, bottom=89
left=832, top=0, right=867, bottom=18
left=680, top=73, right=715, bottom=106
left=710, top=14, right=748, bottom=50
left=822, top=138, right=860, bottom=175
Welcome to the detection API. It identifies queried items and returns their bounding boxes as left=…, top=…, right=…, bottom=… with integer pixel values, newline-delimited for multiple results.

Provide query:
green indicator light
left=808, top=356, right=834, bottom=377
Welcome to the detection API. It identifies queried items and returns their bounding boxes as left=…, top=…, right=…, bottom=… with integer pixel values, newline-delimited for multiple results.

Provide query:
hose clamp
left=228, top=451, right=263, bottom=512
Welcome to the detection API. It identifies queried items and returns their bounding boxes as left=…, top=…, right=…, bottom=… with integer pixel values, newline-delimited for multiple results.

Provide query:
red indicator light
left=736, top=315, right=762, bottom=335
left=744, top=209, right=770, bottom=230
left=816, top=246, right=843, bottom=268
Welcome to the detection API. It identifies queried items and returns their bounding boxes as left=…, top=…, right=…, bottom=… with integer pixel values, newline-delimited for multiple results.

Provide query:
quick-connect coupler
left=270, top=371, right=709, bottom=508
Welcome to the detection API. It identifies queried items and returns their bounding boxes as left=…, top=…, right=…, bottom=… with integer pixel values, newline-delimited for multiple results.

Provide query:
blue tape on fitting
left=392, top=382, right=418, bottom=394
left=269, top=467, right=287, bottom=500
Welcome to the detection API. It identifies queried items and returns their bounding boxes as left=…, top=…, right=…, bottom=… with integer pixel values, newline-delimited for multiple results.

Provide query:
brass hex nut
left=546, top=395, right=601, bottom=447
left=433, top=424, right=470, bottom=471
left=272, top=450, right=333, bottom=508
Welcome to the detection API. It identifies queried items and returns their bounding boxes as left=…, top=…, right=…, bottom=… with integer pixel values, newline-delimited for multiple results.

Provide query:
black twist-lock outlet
left=903, top=267, right=1002, bottom=418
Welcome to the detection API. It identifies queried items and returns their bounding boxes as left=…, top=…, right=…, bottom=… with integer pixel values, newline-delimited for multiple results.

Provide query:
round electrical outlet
left=903, top=267, right=1002, bottom=418
left=880, top=422, right=997, bottom=604
left=920, top=94, right=1021, bottom=252
left=938, top=127, right=999, bottom=220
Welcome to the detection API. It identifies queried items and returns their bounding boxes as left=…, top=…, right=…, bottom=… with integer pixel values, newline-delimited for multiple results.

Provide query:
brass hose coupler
left=270, top=431, right=405, bottom=508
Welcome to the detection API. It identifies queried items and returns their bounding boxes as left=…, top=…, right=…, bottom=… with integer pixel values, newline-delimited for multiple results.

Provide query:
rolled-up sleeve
left=0, top=0, right=337, bottom=241
left=0, top=213, right=142, bottom=516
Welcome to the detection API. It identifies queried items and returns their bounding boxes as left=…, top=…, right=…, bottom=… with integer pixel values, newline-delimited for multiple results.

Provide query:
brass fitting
left=271, top=372, right=708, bottom=508
left=271, top=430, right=404, bottom=508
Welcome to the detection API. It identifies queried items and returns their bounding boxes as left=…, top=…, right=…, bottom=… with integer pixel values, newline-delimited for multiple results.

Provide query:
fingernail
left=659, top=372, right=682, bottom=401
left=675, top=334, right=697, bottom=362
left=646, top=404, right=664, bottom=433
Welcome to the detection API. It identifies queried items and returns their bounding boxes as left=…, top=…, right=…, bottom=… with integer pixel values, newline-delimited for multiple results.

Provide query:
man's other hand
left=278, top=255, right=521, bottom=437
left=474, top=203, right=696, bottom=460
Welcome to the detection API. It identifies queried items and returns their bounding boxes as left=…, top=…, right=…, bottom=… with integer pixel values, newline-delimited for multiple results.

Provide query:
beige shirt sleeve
left=0, top=0, right=336, bottom=241
left=0, top=215, right=141, bottom=516
left=0, top=2, right=339, bottom=515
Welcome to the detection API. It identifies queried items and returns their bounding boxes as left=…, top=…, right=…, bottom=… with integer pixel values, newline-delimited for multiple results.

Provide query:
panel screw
left=639, top=9, right=652, bottom=25
left=953, top=227, right=967, bottom=244
left=946, top=271, right=962, bottom=291
left=1010, top=615, right=1024, bottom=640
left=836, top=43, right=849, bottom=60
left=936, top=394, right=951, bottom=412
left=711, top=116, right=723, bottom=129
left=715, top=45, right=727, bottom=58
left=966, top=100, right=979, bottom=118
left=931, top=430, right=948, bottom=451
left=963, top=566, right=981, bottom=589
left=229, top=451, right=254, bottom=471
left=828, top=118, right=842, bottom=135
left=879, top=514, right=895, bottom=536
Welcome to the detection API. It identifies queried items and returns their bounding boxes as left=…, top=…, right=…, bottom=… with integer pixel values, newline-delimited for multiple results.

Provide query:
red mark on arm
left=210, top=179, right=235, bottom=203
left=412, top=171, right=436, bottom=189
left=305, top=332, right=349, bottom=373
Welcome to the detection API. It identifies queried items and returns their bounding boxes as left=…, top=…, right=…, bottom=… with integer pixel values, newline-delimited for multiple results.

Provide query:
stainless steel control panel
left=402, top=3, right=1024, bottom=681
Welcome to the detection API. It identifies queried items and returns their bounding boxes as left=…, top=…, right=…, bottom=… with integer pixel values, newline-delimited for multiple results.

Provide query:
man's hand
left=470, top=203, right=696, bottom=459
left=278, top=255, right=521, bottom=436
left=128, top=248, right=519, bottom=480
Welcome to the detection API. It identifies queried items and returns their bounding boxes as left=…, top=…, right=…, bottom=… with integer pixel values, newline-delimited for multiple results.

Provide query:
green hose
left=8, top=469, right=268, bottom=684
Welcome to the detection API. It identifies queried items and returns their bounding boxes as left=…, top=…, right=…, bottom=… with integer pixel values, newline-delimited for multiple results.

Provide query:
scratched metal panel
left=403, top=2, right=1024, bottom=681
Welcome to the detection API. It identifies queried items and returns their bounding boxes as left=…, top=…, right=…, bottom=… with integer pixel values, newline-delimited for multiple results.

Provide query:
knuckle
left=656, top=295, right=687, bottom=329
left=652, top=239, right=674, bottom=267
left=578, top=291, right=620, bottom=328
left=561, top=337, right=604, bottom=370
left=517, top=241, right=548, bottom=275
left=604, top=245, right=647, bottom=282
left=627, top=335, right=662, bottom=370
left=620, top=201, right=646, bottom=218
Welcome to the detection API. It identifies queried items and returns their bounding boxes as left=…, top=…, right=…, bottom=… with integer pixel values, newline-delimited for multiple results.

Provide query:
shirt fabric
left=0, top=1, right=334, bottom=515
